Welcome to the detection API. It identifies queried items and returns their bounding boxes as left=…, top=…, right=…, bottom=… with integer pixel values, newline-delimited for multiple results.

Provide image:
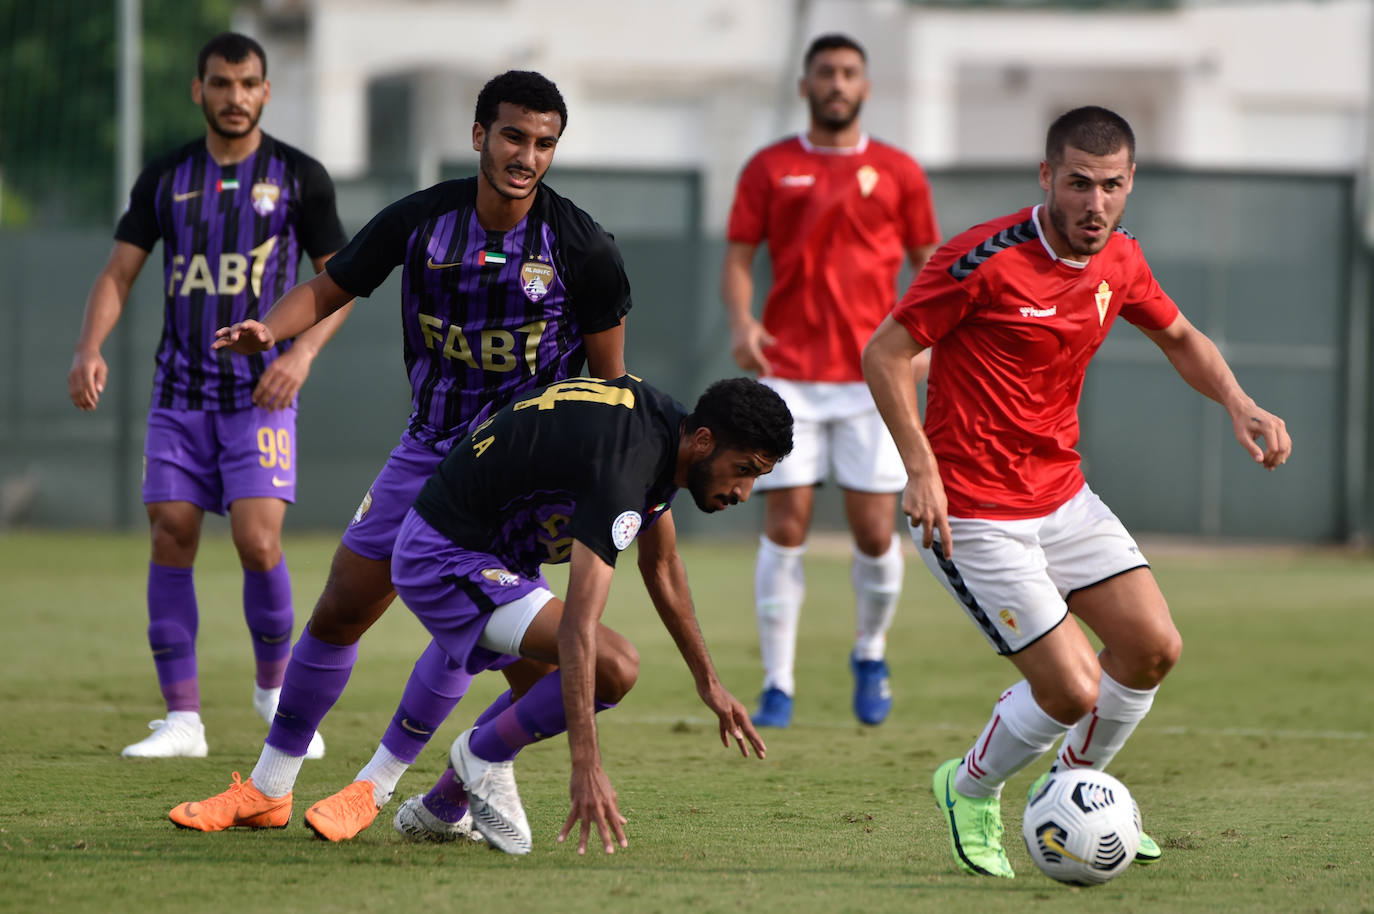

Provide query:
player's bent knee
left=596, top=641, right=640, bottom=704
left=1035, top=675, right=1099, bottom=725
left=1135, top=628, right=1182, bottom=687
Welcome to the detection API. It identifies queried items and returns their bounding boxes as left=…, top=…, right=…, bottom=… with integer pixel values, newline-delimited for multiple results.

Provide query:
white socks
left=252, top=684, right=281, bottom=724
left=1056, top=669, right=1157, bottom=771
left=851, top=534, right=903, bottom=660
left=355, top=743, right=409, bottom=806
left=252, top=744, right=305, bottom=798
left=955, top=679, right=1069, bottom=799
left=755, top=536, right=806, bottom=695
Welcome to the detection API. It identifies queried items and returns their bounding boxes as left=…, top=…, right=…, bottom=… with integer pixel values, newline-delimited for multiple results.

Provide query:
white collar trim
left=797, top=132, right=870, bottom=155
left=1031, top=204, right=1089, bottom=269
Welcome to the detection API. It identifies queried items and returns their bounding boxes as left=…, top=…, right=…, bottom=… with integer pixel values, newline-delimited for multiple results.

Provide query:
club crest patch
left=520, top=259, right=556, bottom=302
left=857, top=165, right=879, bottom=197
left=999, top=608, right=1020, bottom=633
left=610, top=510, right=642, bottom=551
left=350, top=489, right=373, bottom=526
left=1095, top=280, right=1112, bottom=325
left=251, top=181, right=280, bottom=216
left=481, top=568, right=520, bottom=586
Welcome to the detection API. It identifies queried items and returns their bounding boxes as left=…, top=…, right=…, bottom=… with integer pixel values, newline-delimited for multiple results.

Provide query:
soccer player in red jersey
left=863, top=106, right=1290, bottom=878
left=722, top=33, right=941, bottom=728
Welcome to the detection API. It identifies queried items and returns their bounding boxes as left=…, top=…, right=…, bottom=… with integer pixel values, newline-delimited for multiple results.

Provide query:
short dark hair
left=685, top=378, right=794, bottom=461
left=804, top=33, right=867, bottom=71
left=197, top=32, right=267, bottom=80
left=474, top=70, right=568, bottom=136
left=1045, top=105, right=1135, bottom=166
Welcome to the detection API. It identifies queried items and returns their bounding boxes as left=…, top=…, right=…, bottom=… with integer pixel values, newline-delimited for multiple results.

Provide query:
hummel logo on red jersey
left=779, top=174, right=815, bottom=187
left=1019, top=306, right=1056, bottom=318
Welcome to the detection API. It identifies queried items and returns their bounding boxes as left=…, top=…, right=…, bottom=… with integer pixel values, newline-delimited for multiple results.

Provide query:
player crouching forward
left=389, top=375, right=791, bottom=854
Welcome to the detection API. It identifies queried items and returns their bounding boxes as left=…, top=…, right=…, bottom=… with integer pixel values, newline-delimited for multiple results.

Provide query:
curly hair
left=685, top=378, right=793, bottom=461
left=474, top=70, right=568, bottom=136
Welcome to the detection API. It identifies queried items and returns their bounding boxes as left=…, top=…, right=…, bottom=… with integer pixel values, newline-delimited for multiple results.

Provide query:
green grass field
left=1, top=530, right=1371, bottom=913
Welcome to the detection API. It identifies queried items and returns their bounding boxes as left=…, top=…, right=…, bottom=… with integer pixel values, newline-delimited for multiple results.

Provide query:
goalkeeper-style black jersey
left=413, top=375, right=682, bottom=576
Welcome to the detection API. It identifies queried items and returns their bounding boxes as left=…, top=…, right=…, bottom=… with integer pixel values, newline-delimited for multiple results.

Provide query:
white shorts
left=478, top=587, right=554, bottom=655
left=755, top=378, right=905, bottom=493
left=913, top=484, right=1148, bottom=655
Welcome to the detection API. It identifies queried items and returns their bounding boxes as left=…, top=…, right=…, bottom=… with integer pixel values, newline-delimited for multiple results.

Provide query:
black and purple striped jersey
left=413, top=375, right=681, bottom=576
left=323, top=177, right=633, bottom=449
left=115, top=134, right=347, bottom=410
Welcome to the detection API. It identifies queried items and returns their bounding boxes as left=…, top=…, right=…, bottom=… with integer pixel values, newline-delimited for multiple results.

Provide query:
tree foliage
left=0, top=0, right=238, bottom=227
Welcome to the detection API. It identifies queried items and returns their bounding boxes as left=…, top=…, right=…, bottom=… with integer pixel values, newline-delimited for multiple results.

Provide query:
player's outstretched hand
left=1232, top=405, right=1291, bottom=470
left=252, top=347, right=312, bottom=410
left=213, top=319, right=275, bottom=354
left=902, top=469, right=953, bottom=556
left=68, top=349, right=108, bottom=411
left=729, top=317, right=775, bottom=376
left=559, top=762, right=627, bottom=856
left=698, top=680, right=767, bottom=759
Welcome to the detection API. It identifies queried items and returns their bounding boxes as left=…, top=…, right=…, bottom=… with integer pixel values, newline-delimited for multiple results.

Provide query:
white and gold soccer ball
left=1022, top=769, right=1142, bottom=885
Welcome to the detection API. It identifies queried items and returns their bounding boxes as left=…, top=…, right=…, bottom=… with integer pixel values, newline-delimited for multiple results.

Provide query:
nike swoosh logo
left=183, top=806, right=199, bottom=818
left=271, top=476, right=291, bottom=487
left=173, top=190, right=202, bottom=202
left=426, top=256, right=461, bottom=270
left=399, top=718, right=433, bottom=736
left=944, top=773, right=956, bottom=810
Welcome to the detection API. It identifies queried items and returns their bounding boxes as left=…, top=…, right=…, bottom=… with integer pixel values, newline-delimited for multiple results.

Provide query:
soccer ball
left=1022, top=769, right=1142, bottom=885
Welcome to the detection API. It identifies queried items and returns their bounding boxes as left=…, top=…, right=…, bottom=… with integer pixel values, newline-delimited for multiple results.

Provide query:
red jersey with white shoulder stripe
left=727, top=134, right=941, bottom=382
left=892, top=205, right=1180, bottom=519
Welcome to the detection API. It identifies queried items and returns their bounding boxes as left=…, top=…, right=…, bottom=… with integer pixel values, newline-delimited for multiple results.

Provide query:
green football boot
left=932, top=758, right=1014, bottom=878
left=1026, top=770, right=1162, bottom=864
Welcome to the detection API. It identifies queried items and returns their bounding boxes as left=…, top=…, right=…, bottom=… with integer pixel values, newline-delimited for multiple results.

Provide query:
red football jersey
left=727, top=134, right=941, bottom=382
left=892, top=206, right=1180, bottom=519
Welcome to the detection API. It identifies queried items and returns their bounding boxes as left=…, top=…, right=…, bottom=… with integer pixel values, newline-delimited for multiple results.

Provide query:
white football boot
left=393, top=794, right=484, bottom=843
left=121, top=711, right=208, bottom=758
left=450, top=728, right=531, bottom=854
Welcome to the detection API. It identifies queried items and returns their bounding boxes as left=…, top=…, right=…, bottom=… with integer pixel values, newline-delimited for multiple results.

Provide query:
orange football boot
left=169, top=772, right=291, bottom=831
left=304, top=780, right=381, bottom=842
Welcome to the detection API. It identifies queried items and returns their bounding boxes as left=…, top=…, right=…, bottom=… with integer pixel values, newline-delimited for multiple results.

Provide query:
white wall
left=242, top=0, right=1372, bottom=231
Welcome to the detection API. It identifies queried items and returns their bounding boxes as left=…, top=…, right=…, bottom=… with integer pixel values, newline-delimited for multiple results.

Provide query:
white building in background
left=240, top=0, right=1371, bottom=231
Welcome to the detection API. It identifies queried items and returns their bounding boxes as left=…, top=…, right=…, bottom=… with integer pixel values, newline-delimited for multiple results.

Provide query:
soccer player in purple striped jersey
left=69, top=32, right=351, bottom=760
left=169, top=70, right=634, bottom=842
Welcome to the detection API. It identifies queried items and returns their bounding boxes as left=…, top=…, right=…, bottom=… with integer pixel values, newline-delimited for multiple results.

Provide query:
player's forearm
left=262, top=271, right=350, bottom=343
left=720, top=246, right=757, bottom=330
left=561, top=543, right=616, bottom=768
left=74, top=273, right=130, bottom=354
left=289, top=301, right=354, bottom=359
left=642, top=556, right=717, bottom=691
left=558, top=613, right=602, bottom=769
left=1158, top=326, right=1255, bottom=416
left=863, top=319, right=938, bottom=475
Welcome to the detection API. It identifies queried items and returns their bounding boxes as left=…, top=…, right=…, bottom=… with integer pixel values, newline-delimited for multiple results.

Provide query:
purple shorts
left=142, top=406, right=297, bottom=514
left=391, top=508, right=544, bottom=675
left=340, top=431, right=449, bottom=561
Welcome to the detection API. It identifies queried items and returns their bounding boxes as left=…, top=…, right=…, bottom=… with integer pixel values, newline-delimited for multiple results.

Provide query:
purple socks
left=146, top=563, right=199, bottom=711
left=468, top=671, right=614, bottom=762
left=380, top=639, right=475, bottom=764
left=264, top=627, right=357, bottom=756
left=242, top=558, right=293, bottom=689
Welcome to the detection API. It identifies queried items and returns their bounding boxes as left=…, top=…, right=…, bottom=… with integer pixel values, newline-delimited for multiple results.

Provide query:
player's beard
left=1046, top=187, right=1120, bottom=257
left=480, top=137, right=540, bottom=201
left=686, top=451, right=737, bottom=514
left=203, top=99, right=261, bottom=140
left=807, top=90, right=863, bottom=133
